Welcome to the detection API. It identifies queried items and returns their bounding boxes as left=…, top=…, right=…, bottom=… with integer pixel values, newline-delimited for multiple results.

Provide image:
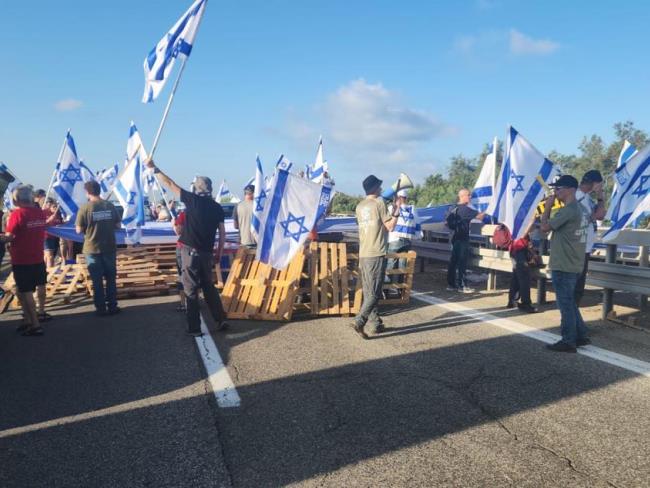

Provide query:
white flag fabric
left=602, top=142, right=650, bottom=242
left=256, top=169, right=333, bottom=269
left=52, top=132, right=95, bottom=217
left=252, top=156, right=266, bottom=237
left=605, top=140, right=638, bottom=221
left=216, top=180, right=239, bottom=203
left=487, top=126, right=559, bottom=240
left=115, top=125, right=147, bottom=244
left=471, top=137, right=498, bottom=213
left=142, top=0, right=207, bottom=103
left=1, top=164, right=21, bottom=211
left=97, top=163, right=119, bottom=199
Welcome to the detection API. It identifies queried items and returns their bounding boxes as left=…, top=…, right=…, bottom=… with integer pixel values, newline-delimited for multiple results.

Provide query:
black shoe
left=517, top=303, right=537, bottom=313
left=216, top=321, right=229, bottom=332
left=187, top=330, right=203, bottom=337
left=95, top=309, right=108, bottom=317
left=506, top=301, right=516, bottom=309
left=372, top=324, right=386, bottom=334
left=108, top=307, right=121, bottom=315
left=352, top=322, right=368, bottom=340
left=576, top=338, right=591, bottom=347
left=546, top=341, right=577, bottom=353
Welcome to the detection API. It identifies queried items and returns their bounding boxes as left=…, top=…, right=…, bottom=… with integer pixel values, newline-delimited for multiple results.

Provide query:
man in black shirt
left=446, top=188, right=485, bottom=293
left=146, top=160, right=227, bottom=336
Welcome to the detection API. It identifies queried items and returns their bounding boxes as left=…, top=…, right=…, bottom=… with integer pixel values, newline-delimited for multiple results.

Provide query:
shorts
left=44, top=236, right=60, bottom=252
left=12, top=262, right=47, bottom=293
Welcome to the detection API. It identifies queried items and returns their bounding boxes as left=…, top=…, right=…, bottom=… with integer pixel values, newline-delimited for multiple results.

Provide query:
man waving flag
left=256, top=170, right=332, bottom=270
left=487, top=126, right=559, bottom=240
left=142, top=0, right=208, bottom=103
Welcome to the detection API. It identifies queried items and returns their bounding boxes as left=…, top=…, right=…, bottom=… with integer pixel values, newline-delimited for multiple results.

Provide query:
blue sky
left=2, top=0, right=649, bottom=196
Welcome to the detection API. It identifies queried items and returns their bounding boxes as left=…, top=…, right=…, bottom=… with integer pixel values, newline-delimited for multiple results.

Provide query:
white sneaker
left=461, top=286, right=475, bottom=294
left=446, top=286, right=457, bottom=291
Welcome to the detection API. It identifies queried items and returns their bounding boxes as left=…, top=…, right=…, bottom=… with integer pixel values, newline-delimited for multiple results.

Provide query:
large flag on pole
left=142, top=0, right=208, bottom=103
left=486, top=126, right=559, bottom=240
left=52, top=132, right=94, bottom=217
left=256, top=170, right=333, bottom=269
left=602, top=142, right=650, bottom=242
left=307, top=138, right=327, bottom=184
left=216, top=180, right=239, bottom=203
left=471, top=137, right=498, bottom=213
left=97, top=163, right=119, bottom=199
left=0, top=163, right=20, bottom=210
left=115, top=124, right=147, bottom=244
left=605, top=139, right=638, bottom=221
left=252, top=156, right=266, bottom=237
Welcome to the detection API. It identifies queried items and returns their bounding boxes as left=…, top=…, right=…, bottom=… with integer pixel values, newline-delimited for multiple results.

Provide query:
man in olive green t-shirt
left=540, top=175, right=589, bottom=353
left=352, top=175, right=399, bottom=339
left=233, top=185, right=256, bottom=248
left=75, top=181, right=121, bottom=316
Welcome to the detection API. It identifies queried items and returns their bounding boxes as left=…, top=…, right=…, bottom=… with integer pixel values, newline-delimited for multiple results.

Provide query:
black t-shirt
left=179, top=189, right=225, bottom=253
left=449, top=204, right=478, bottom=242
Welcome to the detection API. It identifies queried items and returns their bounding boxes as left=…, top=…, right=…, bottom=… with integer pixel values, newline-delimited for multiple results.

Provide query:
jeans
left=85, top=253, right=117, bottom=312
left=574, top=253, right=590, bottom=305
left=508, top=249, right=532, bottom=305
left=447, top=240, right=469, bottom=288
left=355, top=256, right=386, bottom=330
left=181, top=245, right=226, bottom=333
left=552, top=270, right=588, bottom=347
left=386, top=239, right=411, bottom=284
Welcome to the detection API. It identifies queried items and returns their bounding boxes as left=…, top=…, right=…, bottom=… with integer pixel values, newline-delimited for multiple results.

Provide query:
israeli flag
left=307, top=138, right=327, bottom=184
left=1, top=163, right=20, bottom=211
left=97, top=163, right=119, bottom=199
left=115, top=125, right=147, bottom=244
left=276, top=154, right=293, bottom=172
left=471, top=137, right=498, bottom=213
left=216, top=180, right=240, bottom=203
left=256, top=169, right=332, bottom=270
left=602, top=142, right=650, bottom=242
left=52, top=132, right=95, bottom=217
left=487, top=126, right=559, bottom=240
left=252, top=156, right=266, bottom=237
left=142, top=0, right=207, bottom=103
left=605, top=140, right=638, bottom=221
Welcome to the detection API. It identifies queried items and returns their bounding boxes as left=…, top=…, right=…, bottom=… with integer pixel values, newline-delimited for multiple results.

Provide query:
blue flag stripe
left=259, top=170, right=290, bottom=263
left=471, top=186, right=492, bottom=199
left=511, top=158, right=554, bottom=238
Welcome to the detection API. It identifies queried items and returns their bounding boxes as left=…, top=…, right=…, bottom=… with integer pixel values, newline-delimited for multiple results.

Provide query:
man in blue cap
left=352, top=175, right=400, bottom=339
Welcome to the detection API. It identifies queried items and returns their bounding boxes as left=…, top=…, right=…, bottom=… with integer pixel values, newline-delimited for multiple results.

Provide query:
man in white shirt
left=575, top=170, right=607, bottom=305
left=386, top=189, right=420, bottom=297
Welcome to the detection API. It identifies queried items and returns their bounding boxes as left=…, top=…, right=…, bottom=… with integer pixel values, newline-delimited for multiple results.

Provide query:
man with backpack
left=446, top=188, right=485, bottom=293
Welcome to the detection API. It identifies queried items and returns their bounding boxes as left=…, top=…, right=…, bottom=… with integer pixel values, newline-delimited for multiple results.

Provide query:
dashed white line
left=196, top=317, right=241, bottom=408
left=412, top=291, right=650, bottom=378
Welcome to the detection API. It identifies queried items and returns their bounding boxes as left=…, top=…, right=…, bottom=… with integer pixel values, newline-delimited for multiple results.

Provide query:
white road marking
left=195, top=317, right=241, bottom=408
left=412, top=291, right=650, bottom=378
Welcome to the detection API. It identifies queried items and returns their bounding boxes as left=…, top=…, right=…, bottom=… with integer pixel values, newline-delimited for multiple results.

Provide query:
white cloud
left=54, top=98, right=83, bottom=112
left=509, top=29, right=560, bottom=56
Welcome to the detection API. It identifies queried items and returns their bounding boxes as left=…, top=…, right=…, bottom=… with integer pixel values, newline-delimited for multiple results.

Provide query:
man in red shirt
left=3, top=186, right=48, bottom=336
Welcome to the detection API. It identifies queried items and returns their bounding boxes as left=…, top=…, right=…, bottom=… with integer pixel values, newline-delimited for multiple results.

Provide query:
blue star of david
left=632, top=175, right=650, bottom=198
left=510, top=171, right=525, bottom=197
left=279, top=212, right=310, bottom=242
left=127, top=191, right=137, bottom=205
left=60, top=167, right=83, bottom=186
left=254, top=190, right=267, bottom=212
left=399, top=207, right=414, bottom=221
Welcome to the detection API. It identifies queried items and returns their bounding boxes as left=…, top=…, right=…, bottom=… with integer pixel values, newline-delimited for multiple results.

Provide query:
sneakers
left=546, top=341, right=577, bottom=353
left=108, top=307, right=121, bottom=315
left=372, top=324, right=386, bottom=334
left=351, top=322, right=369, bottom=340
left=460, top=286, right=475, bottom=294
left=576, top=338, right=591, bottom=347
left=446, top=286, right=457, bottom=291
left=506, top=301, right=516, bottom=309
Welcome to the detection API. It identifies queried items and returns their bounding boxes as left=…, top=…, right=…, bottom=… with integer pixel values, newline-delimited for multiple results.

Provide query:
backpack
left=446, top=205, right=470, bottom=241
left=445, top=206, right=461, bottom=231
left=492, top=224, right=512, bottom=250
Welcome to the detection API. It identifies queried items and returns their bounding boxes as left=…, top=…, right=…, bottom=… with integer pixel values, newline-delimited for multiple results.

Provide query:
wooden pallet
left=221, top=247, right=305, bottom=321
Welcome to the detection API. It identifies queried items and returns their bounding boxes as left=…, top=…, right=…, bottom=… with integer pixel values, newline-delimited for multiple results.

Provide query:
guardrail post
left=639, top=245, right=648, bottom=310
left=536, top=239, right=548, bottom=306
left=602, top=244, right=617, bottom=320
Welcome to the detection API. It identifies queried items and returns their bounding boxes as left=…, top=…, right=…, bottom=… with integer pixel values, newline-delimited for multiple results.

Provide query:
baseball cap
left=581, top=169, right=603, bottom=184
left=549, top=175, right=579, bottom=189
left=244, top=184, right=255, bottom=194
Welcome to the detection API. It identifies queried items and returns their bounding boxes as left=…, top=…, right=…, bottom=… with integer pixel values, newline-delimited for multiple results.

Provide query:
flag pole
left=43, top=131, right=69, bottom=208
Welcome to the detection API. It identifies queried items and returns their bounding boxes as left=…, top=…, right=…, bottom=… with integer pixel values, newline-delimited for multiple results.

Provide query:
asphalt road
left=1, top=277, right=649, bottom=487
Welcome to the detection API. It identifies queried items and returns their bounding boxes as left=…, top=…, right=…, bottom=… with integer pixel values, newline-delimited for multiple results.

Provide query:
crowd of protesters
left=0, top=166, right=607, bottom=352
